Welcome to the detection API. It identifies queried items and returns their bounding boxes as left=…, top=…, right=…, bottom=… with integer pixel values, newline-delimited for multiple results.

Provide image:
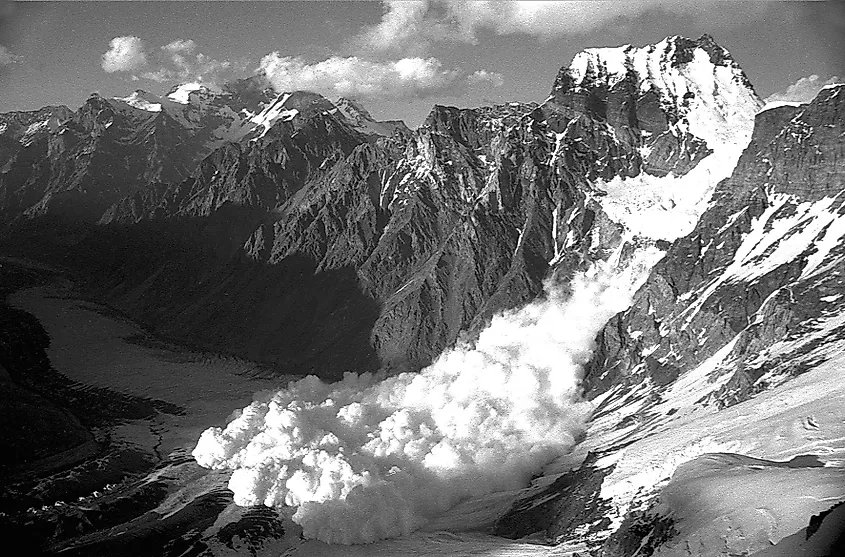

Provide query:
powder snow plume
left=193, top=248, right=659, bottom=544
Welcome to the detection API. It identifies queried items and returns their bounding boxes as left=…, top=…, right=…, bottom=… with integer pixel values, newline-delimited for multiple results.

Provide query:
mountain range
left=0, top=34, right=843, bottom=556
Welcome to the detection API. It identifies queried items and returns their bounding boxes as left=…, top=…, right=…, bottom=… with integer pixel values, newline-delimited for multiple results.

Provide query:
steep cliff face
left=0, top=94, right=202, bottom=221
left=494, top=83, right=845, bottom=556
left=587, top=83, right=845, bottom=410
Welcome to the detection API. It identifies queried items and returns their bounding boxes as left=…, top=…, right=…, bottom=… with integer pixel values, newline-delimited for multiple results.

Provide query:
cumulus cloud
left=467, top=69, right=504, bottom=88
left=764, top=74, right=843, bottom=107
left=101, top=36, right=231, bottom=85
left=102, top=36, right=148, bottom=73
left=360, top=0, right=771, bottom=52
left=193, top=253, right=657, bottom=544
left=0, top=44, right=21, bottom=66
left=258, top=53, right=459, bottom=99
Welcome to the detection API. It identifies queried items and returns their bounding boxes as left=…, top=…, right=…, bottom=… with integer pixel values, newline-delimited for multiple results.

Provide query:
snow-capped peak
left=166, top=82, right=218, bottom=105
left=554, top=33, right=764, bottom=165
left=114, top=90, right=163, bottom=112
left=554, top=35, right=764, bottom=243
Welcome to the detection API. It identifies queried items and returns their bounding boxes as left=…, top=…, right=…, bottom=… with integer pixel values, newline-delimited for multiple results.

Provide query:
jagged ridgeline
left=2, top=35, right=757, bottom=379
left=1, top=33, right=844, bottom=555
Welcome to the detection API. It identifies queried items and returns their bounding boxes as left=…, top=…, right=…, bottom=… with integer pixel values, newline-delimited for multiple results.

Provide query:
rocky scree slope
left=6, top=34, right=763, bottom=379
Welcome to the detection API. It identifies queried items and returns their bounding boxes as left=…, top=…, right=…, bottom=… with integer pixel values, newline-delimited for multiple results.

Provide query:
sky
left=0, top=1, right=843, bottom=127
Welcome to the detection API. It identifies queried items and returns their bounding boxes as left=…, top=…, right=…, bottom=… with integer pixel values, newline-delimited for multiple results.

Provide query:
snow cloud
left=159, top=39, right=232, bottom=83
left=102, top=36, right=148, bottom=73
left=361, top=1, right=771, bottom=52
left=764, top=74, right=843, bottom=107
left=193, top=253, right=656, bottom=544
left=258, top=53, right=459, bottom=99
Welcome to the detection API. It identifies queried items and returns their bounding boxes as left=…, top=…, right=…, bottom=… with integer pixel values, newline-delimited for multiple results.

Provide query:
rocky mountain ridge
left=0, top=79, right=408, bottom=224
left=494, top=80, right=845, bottom=556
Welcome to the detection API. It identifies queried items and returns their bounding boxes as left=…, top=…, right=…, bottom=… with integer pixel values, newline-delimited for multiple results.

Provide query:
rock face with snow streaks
left=491, top=82, right=845, bottom=556
left=586, top=83, right=845, bottom=408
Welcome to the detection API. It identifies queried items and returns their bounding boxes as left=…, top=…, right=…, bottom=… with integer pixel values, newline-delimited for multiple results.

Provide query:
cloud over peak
left=101, top=36, right=231, bottom=85
left=764, top=74, right=843, bottom=107
left=258, top=53, right=459, bottom=99
left=162, top=39, right=197, bottom=54
left=467, top=69, right=504, bottom=88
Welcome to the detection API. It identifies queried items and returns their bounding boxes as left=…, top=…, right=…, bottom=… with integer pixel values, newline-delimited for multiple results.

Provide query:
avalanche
left=193, top=246, right=662, bottom=544
left=192, top=35, right=765, bottom=546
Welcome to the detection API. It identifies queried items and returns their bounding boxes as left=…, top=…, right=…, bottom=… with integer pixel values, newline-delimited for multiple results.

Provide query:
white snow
left=594, top=149, right=734, bottom=241
left=577, top=37, right=760, bottom=242
left=249, top=93, right=300, bottom=138
left=758, top=100, right=805, bottom=113
left=678, top=193, right=845, bottom=327
left=580, top=350, right=845, bottom=546
left=167, top=82, right=206, bottom=104
left=115, top=91, right=163, bottom=112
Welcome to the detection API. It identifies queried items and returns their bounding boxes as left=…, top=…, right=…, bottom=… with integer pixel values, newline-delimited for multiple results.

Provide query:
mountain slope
left=491, top=82, right=845, bottom=556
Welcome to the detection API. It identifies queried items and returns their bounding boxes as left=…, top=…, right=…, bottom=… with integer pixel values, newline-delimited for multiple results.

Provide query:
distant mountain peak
left=115, top=90, right=163, bottom=113
left=166, top=82, right=220, bottom=105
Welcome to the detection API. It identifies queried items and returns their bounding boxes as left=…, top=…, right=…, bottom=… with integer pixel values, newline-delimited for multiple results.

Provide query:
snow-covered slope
left=502, top=82, right=845, bottom=555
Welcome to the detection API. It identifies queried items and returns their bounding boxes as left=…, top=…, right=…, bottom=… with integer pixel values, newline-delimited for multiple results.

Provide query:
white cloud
left=102, top=36, right=231, bottom=85
left=362, top=1, right=432, bottom=52
left=0, top=44, right=21, bottom=66
left=764, top=74, right=843, bottom=106
left=360, top=1, right=771, bottom=52
left=467, top=69, right=504, bottom=88
left=102, top=36, right=148, bottom=73
left=258, top=53, right=459, bottom=98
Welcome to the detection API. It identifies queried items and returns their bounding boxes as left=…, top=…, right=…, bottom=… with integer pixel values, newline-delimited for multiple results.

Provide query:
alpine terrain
left=0, top=34, right=843, bottom=556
